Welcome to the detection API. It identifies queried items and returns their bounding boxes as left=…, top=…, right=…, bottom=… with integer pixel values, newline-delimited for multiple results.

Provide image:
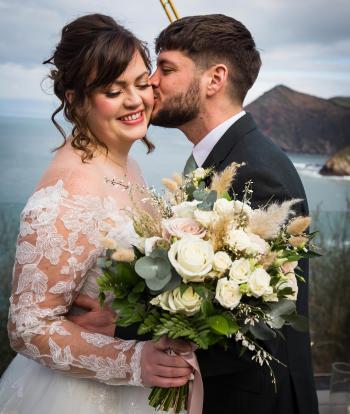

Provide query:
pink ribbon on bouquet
left=180, top=350, right=203, bottom=414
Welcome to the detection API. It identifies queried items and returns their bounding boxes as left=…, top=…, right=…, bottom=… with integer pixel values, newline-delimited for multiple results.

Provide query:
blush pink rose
left=162, top=218, right=206, bottom=240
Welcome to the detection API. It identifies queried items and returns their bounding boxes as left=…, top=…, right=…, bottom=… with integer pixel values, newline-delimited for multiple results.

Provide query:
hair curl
left=44, top=13, right=154, bottom=161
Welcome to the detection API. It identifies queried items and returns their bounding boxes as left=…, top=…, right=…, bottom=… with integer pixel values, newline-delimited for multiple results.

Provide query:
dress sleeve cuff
left=128, top=341, right=145, bottom=386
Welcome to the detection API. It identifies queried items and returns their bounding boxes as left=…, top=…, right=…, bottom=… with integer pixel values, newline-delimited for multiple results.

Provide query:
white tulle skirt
left=0, top=354, right=159, bottom=414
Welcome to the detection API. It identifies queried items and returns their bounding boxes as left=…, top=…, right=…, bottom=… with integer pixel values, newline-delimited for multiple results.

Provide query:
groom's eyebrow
left=113, top=71, right=149, bottom=86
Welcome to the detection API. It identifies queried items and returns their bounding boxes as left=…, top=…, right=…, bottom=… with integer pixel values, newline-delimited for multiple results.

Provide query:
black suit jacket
left=117, top=113, right=319, bottom=414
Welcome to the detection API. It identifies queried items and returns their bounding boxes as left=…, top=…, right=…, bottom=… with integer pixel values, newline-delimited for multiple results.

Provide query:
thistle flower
left=111, top=249, right=135, bottom=262
left=210, top=162, right=243, bottom=197
left=249, top=199, right=302, bottom=240
left=286, top=216, right=311, bottom=235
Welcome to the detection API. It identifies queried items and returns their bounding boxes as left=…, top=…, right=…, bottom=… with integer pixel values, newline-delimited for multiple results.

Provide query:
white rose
left=213, top=251, right=232, bottom=274
left=193, top=209, right=218, bottom=228
left=150, top=287, right=202, bottom=316
left=213, top=199, right=235, bottom=216
left=229, top=258, right=252, bottom=284
left=248, top=268, right=272, bottom=298
left=168, top=236, right=214, bottom=282
left=172, top=200, right=200, bottom=218
left=162, top=217, right=206, bottom=240
left=192, top=167, right=206, bottom=180
left=144, top=236, right=162, bottom=256
left=226, top=228, right=268, bottom=255
left=215, top=277, right=242, bottom=309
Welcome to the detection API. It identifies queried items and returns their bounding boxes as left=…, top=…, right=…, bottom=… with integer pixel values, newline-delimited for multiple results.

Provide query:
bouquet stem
left=149, top=384, right=189, bottom=413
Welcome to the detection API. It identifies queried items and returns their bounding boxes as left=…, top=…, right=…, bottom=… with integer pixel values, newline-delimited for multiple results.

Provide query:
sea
left=1, top=115, right=349, bottom=308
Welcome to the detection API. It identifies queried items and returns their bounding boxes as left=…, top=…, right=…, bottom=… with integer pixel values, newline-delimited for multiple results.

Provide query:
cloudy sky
left=0, top=0, right=349, bottom=118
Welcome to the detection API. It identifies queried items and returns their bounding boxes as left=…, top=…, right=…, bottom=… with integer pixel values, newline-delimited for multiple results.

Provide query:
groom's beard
left=151, top=78, right=200, bottom=128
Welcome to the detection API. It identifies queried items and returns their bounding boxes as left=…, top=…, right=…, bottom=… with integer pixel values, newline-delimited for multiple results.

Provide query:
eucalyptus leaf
left=135, top=256, right=171, bottom=280
left=268, top=299, right=296, bottom=317
left=268, top=315, right=285, bottom=329
left=145, top=272, right=172, bottom=291
left=193, top=189, right=207, bottom=201
left=161, top=270, right=182, bottom=292
left=150, top=247, right=169, bottom=260
left=197, top=191, right=217, bottom=211
left=249, top=321, right=276, bottom=341
left=283, top=314, right=309, bottom=332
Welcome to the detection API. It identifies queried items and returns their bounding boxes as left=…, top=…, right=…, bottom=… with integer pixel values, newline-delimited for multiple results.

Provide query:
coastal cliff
left=245, top=85, right=350, bottom=155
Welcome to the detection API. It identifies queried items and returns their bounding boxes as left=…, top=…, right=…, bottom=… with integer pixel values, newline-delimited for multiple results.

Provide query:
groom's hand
left=67, top=294, right=116, bottom=337
left=141, top=336, right=193, bottom=388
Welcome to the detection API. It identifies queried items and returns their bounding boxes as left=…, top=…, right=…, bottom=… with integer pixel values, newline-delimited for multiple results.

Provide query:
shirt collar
left=192, top=110, right=246, bottom=167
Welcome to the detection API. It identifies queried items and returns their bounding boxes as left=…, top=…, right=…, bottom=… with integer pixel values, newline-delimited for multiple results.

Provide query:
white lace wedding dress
left=0, top=144, right=162, bottom=414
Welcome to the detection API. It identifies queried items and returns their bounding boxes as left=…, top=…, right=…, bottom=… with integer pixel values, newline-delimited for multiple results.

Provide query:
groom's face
left=150, top=50, right=201, bottom=128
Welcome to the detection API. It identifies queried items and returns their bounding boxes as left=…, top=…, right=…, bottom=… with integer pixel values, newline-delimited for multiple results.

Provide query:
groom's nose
left=149, top=69, right=160, bottom=88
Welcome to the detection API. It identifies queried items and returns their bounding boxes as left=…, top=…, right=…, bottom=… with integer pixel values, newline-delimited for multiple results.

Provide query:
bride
left=0, top=13, right=192, bottom=414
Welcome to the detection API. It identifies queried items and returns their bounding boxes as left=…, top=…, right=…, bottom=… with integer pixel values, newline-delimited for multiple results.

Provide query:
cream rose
left=248, top=268, right=272, bottom=298
left=150, top=286, right=202, bottom=316
left=226, top=228, right=268, bottom=255
left=215, top=278, right=242, bottom=309
left=168, top=236, right=214, bottom=282
left=193, top=209, right=218, bottom=228
left=162, top=217, right=206, bottom=240
left=172, top=200, right=200, bottom=218
left=229, top=258, right=252, bottom=284
left=213, top=251, right=232, bottom=274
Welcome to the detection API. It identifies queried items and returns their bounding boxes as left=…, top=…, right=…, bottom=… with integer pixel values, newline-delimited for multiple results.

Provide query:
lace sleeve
left=8, top=180, right=144, bottom=386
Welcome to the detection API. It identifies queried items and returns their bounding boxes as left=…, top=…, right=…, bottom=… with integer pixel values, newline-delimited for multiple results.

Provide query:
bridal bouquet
left=97, top=162, right=318, bottom=413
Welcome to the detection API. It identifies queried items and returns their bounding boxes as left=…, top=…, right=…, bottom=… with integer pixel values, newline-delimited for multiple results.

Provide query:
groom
left=72, top=14, right=319, bottom=414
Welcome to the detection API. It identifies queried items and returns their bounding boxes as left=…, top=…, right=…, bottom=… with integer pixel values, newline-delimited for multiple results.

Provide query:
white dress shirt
left=192, top=111, right=246, bottom=167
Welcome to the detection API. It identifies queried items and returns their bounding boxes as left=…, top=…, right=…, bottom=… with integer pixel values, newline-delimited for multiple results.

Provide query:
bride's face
left=86, top=51, right=154, bottom=148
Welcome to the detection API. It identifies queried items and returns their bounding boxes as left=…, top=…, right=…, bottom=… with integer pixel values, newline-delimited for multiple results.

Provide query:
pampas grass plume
left=162, top=178, right=178, bottom=193
left=210, top=162, right=242, bottom=197
left=286, top=216, right=311, bottom=235
left=249, top=199, right=302, bottom=240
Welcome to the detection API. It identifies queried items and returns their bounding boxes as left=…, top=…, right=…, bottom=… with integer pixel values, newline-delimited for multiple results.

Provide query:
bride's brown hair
left=44, top=13, right=154, bottom=162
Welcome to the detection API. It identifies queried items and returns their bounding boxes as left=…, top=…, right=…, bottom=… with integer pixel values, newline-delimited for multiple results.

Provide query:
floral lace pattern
left=8, top=180, right=143, bottom=386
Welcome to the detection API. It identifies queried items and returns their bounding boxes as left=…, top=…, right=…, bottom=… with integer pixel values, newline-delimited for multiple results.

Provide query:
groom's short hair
left=155, top=14, right=261, bottom=104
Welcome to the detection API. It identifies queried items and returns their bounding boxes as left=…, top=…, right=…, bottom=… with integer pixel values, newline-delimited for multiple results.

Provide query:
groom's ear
left=205, top=64, right=228, bottom=97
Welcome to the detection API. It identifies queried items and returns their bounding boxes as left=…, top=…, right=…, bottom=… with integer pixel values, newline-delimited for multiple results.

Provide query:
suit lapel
left=202, top=112, right=257, bottom=170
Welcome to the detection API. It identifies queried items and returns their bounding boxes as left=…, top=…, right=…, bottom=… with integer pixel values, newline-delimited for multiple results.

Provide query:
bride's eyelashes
left=105, top=90, right=122, bottom=98
left=105, top=84, right=151, bottom=98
